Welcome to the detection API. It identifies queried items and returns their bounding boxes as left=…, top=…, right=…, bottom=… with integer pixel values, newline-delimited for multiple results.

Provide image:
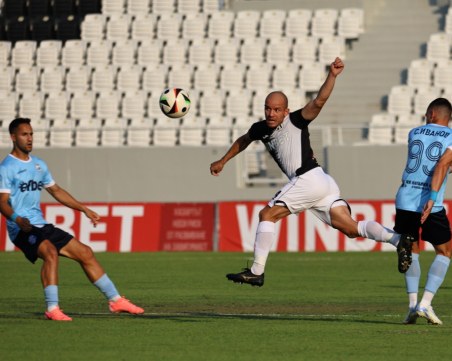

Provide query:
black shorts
left=13, top=224, right=74, bottom=264
left=394, top=208, right=451, bottom=245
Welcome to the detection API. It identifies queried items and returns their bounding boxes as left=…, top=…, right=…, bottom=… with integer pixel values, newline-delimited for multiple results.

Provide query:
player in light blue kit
left=395, top=98, right=452, bottom=325
left=0, top=118, right=144, bottom=321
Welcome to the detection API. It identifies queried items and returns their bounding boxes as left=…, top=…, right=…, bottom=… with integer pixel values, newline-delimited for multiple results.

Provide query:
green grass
left=1, top=251, right=451, bottom=361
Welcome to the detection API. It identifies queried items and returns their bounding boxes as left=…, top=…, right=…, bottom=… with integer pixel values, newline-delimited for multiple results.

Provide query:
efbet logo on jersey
left=19, top=180, right=44, bottom=192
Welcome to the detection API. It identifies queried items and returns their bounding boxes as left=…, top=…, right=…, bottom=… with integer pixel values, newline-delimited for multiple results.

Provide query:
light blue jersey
left=0, top=154, right=55, bottom=240
left=396, top=123, right=452, bottom=213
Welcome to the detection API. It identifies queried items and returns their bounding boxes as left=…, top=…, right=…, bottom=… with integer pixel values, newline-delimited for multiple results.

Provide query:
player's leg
left=415, top=210, right=451, bottom=325
left=59, top=238, right=144, bottom=314
left=403, top=241, right=420, bottom=324
left=37, top=240, right=72, bottom=321
left=226, top=204, right=290, bottom=287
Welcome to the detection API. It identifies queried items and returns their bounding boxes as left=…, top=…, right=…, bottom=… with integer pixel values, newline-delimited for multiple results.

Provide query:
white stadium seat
left=61, top=40, right=87, bottom=68
left=36, top=40, right=62, bottom=68
left=207, top=11, right=234, bottom=40
left=182, top=13, right=207, bottom=40
left=127, top=0, right=151, bottom=16
left=66, top=65, right=91, bottom=94
left=407, top=59, right=432, bottom=90
left=131, top=14, right=157, bottom=41
left=387, top=85, right=413, bottom=115
left=285, top=9, right=312, bottom=39
left=81, top=14, right=107, bottom=42
left=11, top=41, right=37, bottom=69
left=106, top=14, right=131, bottom=42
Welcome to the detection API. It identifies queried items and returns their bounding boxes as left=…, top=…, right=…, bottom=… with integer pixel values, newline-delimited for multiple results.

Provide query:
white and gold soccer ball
left=159, top=88, right=191, bottom=118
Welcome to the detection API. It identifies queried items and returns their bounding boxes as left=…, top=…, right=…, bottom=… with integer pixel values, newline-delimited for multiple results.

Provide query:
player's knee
left=76, top=243, right=95, bottom=263
left=39, top=243, right=59, bottom=262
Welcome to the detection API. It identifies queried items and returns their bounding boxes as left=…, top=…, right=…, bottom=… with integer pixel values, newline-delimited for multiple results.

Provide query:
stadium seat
left=0, top=92, right=17, bottom=122
left=152, top=0, right=176, bottom=14
left=30, top=16, right=54, bottom=41
left=36, top=40, right=62, bottom=68
left=65, top=65, right=90, bottom=93
left=311, top=8, right=338, bottom=38
left=214, top=38, right=239, bottom=65
left=18, top=92, right=42, bottom=119
left=182, top=13, right=208, bottom=40
left=162, top=38, right=188, bottom=66
left=106, top=14, right=131, bottom=42
left=426, top=32, right=450, bottom=63
left=207, top=11, right=234, bottom=39
left=291, top=36, right=318, bottom=64
left=219, top=64, right=246, bottom=91
left=4, top=16, right=29, bottom=42
left=44, top=91, right=68, bottom=120
left=147, top=92, right=163, bottom=119
left=245, top=63, right=272, bottom=91
left=193, top=63, right=219, bottom=91
left=0, top=42, right=12, bottom=67
left=137, top=40, right=162, bottom=66
left=0, top=67, right=14, bottom=93
left=74, top=118, right=100, bottom=147
left=152, top=116, right=179, bottom=146
left=259, top=10, right=285, bottom=39
left=53, top=0, right=76, bottom=17
left=61, top=40, right=86, bottom=67
left=95, top=91, right=120, bottom=120
left=121, top=90, right=146, bottom=120
left=101, top=0, right=126, bottom=16
left=240, top=37, right=266, bottom=65
left=157, top=13, right=182, bottom=40
left=31, top=127, right=49, bottom=147
left=233, top=10, right=260, bottom=39
left=55, top=15, right=80, bottom=41
left=199, top=89, right=225, bottom=117
left=69, top=91, right=94, bottom=120
left=117, top=65, right=142, bottom=93
left=407, top=59, right=432, bottom=90
left=285, top=88, right=307, bottom=110
left=127, top=117, right=153, bottom=147
left=2, top=0, right=27, bottom=18
left=367, top=113, right=395, bottom=145
left=205, top=121, right=232, bottom=146
left=202, top=0, right=223, bottom=13
left=318, top=35, right=346, bottom=65
left=50, top=122, right=74, bottom=147
left=15, top=67, right=39, bottom=94
left=80, top=14, right=106, bottom=42
left=338, top=8, right=364, bottom=39
left=142, top=65, right=167, bottom=93
left=167, top=64, right=194, bottom=90
left=433, top=59, right=452, bottom=90
left=387, top=85, right=413, bottom=115
left=177, top=0, right=201, bottom=14
left=101, top=117, right=126, bottom=146
left=112, top=41, right=136, bottom=68
left=298, top=61, right=325, bottom=92
left=251, top=89, right=268, bottom=117
left=188, top=38, right=213, bottom=66
left=131, top=14, right=157, bottom=41
left=179, top=114, right=205, bottom=146
left=86, top=40, right=112, bottom=68
left=272, top=64, right=299, bottom=90
left=91, top=65, right=116, bottom=93
left=11, top=40, right=37, bottom=69
left=126, top=0, right=151, bottom=16
left=225, top=89, right=252, bottom=118
left=413, top=87, right=441, bottom=116
left=266, top=38, right=292, bottom=65
left=285, top=8, right=312, bottom=39
left=40, top=66, right=64, bottom=94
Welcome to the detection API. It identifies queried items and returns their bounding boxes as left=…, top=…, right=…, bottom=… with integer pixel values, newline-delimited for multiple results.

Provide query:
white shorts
left=268, top=167, right=348, bottom=226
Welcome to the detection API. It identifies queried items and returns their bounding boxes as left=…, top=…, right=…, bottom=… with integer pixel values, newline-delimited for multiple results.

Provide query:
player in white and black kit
left=210, top=58, right=414, bottom=287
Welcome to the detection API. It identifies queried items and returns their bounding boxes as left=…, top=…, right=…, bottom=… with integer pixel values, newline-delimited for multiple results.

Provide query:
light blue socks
left=44, top=285, right=59, bottom=311
left=93, top=274, right=120, bottom=301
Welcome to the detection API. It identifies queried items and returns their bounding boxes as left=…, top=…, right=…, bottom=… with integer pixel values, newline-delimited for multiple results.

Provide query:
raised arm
left=421, top=148, right=452, bottom=223
left=210, top=133, right=253, bottom=176
left=301, top=57, right=344, bottom=121
left=46, top=184, right=100, bottom=226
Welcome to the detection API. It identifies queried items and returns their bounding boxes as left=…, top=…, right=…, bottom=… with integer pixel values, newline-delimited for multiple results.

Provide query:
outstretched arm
left=421, top=148, right=452, bottom=223
left=46, top=184, right=100, bottom=226
left=210, top=133, right=253, bottom=176
left=301, top=57, right=344, bottom=121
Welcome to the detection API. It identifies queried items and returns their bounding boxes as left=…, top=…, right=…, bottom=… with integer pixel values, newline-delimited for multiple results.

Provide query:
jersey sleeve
left=0, top=165, right=12, bottom=193
left=289, top=109, right=310, bottom=128
left=39, top=160, right=55, bottom=187
left=248, top=121, right=269, bottom=141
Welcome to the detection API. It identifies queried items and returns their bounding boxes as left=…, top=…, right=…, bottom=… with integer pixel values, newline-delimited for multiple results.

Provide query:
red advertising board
left=218, top=200, right=452, bottom=252
left=0, top=203, right=214, bottom=252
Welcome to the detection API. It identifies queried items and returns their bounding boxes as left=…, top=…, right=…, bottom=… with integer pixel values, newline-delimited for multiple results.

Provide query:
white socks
left=251, top=221, right=275, bottom=276
left=357, top=220, right=400, bottom=246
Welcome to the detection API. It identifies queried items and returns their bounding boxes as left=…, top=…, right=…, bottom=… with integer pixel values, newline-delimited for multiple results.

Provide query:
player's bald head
left=265, top=91, right=288, bottom=109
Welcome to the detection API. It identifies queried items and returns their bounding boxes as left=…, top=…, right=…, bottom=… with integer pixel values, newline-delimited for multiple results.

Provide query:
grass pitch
left=1, top=251, right=451, bottom=361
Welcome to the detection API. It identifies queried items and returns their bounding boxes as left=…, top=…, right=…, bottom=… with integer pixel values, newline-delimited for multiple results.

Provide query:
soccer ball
left=159, top=88, right=191, bottom=118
